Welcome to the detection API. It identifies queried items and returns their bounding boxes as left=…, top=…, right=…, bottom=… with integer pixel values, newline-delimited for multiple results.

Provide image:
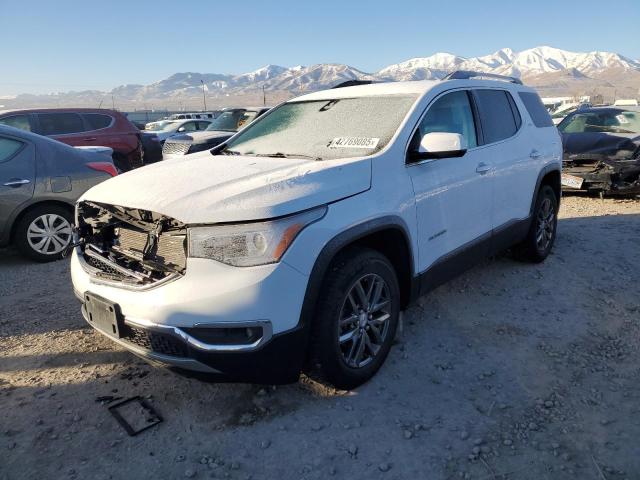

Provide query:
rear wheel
left=14, top=205, right=73, bottom=262
left=309, top=248, right=400, bottom=389
left=112, top=153, right=130, bottom=172
left=514, top=185, right=558, bottom=263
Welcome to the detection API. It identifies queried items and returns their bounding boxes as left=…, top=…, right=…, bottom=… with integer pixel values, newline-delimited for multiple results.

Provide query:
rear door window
left=0, top=137, right=24, bottom=163
left=37, top=113, right=86, bottom=135
left=473, top=90, right=520, bottom=144
left=518, top=92, right=553, bottom=127
left=0, top=114, right=32, bottom=132
left=82, top=113, right=113, bottom=130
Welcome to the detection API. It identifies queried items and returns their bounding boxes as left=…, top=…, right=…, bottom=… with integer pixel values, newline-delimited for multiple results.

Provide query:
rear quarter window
left=518, top=92, right=554, bottom=127
left=0, top=137, right=24, bottom=163
left=473, top=90, right=520, bottom=144
left=83, top=113, right=113, bottom=130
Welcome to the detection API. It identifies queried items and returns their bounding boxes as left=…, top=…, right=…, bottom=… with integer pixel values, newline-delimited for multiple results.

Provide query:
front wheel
left=309, top=248, right=400, bottom=389
left=514, top=185, right=558, bottom=263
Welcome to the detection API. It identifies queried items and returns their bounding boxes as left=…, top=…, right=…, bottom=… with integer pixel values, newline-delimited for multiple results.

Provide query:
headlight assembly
left=188, top=206, right=326, bottom=266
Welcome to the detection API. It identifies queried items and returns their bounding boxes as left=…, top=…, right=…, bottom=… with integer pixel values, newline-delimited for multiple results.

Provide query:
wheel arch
left=297, top=216, right=416, bottom=362
left=530, top=165, right=561, bottom=215
left=9, top=199, right=74, bottom=244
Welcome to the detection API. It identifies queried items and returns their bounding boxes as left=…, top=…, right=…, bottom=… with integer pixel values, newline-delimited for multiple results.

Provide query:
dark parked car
left=0, top=126, right=117, bottom=261
left=0, top=108, right=143, bottom=171
left=558, top=106, right=640, bottom=195
left=161, top=108, right=269, bottom=160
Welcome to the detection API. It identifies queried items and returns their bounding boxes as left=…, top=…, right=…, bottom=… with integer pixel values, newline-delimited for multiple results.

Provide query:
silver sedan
left=0, top=125, right=116, bottom=261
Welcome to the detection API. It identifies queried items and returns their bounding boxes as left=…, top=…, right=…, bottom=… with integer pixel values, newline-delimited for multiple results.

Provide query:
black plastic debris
left=107, top=396, right=162, bottom=436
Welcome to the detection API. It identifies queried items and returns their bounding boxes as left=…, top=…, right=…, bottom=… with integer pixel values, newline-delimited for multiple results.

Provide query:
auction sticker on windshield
left=328, top=137, right=380, bottom=149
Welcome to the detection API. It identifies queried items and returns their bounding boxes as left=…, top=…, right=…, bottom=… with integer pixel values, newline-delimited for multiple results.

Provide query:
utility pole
left=201, top=80, right=207, bottom=111
left=262, top=85, right=266, bottom=106
left=111, top=94, right=115, bottom=110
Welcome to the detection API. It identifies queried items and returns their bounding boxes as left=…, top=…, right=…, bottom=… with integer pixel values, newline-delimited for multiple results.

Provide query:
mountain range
left=3, top=46, right=639, bottom=110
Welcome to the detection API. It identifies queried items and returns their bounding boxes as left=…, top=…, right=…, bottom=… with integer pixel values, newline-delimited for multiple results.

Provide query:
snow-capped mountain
left=4, top=47, right=639, bottom=109
left=377, top=46, right=640, bottom=81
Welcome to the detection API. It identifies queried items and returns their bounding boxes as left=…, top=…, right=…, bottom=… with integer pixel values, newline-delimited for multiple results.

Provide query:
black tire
left=514, top=185, right=558, bottom=263
left=112, top=153, right=130, bottom=172
left=308, top=247, right=400, bottom=389
left=14, top=205, right=73, bottom=262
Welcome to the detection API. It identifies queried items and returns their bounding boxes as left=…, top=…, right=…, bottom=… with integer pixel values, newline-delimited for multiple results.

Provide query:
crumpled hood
left=562, top=132, right=640, bottom=159
left=80, top=152, right=371, bottom=224
left=167, top=130, right=234, bottom=145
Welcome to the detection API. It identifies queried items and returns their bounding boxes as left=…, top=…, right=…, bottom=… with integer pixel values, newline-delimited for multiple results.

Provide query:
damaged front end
left=562, top=154, right=640, bottom=196
left=75, top=201, right=187, bottom=288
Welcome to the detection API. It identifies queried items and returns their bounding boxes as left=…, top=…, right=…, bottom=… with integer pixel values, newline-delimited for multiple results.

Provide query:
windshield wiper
left=219, top=148, right=241, bottom=155
left=255, top=152, right=323, bottom=161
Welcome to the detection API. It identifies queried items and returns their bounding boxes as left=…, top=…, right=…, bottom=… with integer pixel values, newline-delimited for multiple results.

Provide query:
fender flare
left=529, top=164, right=561, bottom=215
left=295, top=215, right=416, bottom=355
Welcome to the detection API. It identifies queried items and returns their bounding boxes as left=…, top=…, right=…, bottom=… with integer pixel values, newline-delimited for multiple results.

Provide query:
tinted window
left=474, top=90, right=519, bottom=144
left=0, top=114, right=31, bottom=132
left=38, top=113, right=85, bottom=135
left=417, top=90, right=477, bottom=148
left=518, top=92, right=553, bottom=127
left=196, top=121, right=210, bottom=130
left=558, top=110, right=640, bottom=134
left=0, top=137, right=24, bottom=163
left=83, top=113, right=112, bottom=130
left=181, top=122, right=198, bottom=132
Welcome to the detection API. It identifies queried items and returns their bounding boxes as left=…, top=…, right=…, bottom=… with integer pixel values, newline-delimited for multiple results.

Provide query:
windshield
left=206, top=110, right=259, bottom=132
left=222, top=95, right=417, bottom=160
left=559, top=111, right=640, bottom=134
left=145, top=121, right=178, bottom=132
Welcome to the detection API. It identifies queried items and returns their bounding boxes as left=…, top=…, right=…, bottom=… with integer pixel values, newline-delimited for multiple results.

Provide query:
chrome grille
left=162, top=141, right=191, bottom=156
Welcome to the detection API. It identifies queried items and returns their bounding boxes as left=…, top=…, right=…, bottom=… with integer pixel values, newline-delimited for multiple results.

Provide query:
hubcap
left=535, top=197, right=555, bottom=251
left=338, top=273, right=392, bottom=369
left=27, top=214, right=72, bottom=255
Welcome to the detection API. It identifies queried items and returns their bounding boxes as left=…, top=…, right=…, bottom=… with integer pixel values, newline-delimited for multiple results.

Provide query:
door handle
left=475, top=162, right=491, bottom=174
left=83, top=137, right=97, bottom=141
left=3, top=179, right=31, bottom=187
left=530, top=149, right=542, bottom=159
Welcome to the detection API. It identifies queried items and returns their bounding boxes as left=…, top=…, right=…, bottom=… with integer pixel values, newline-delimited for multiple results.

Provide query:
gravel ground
left=1, top=196, right=640, bottom=480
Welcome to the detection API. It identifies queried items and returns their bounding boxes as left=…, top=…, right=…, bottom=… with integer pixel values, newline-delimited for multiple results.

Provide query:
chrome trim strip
left=85, top=246, right=148, bottom=281
left=81, top=306, right=220, bottom=373
left=125, top=317, right=273, bottom=353
left=77, top=247, right=182, bottom=291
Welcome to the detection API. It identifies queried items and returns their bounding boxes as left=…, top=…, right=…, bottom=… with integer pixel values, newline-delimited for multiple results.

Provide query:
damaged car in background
left=558, top=106, right=640, bottom=196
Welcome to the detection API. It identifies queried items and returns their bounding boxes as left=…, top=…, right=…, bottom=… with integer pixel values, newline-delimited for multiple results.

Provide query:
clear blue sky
left=1, top=0, right=639, bottom=95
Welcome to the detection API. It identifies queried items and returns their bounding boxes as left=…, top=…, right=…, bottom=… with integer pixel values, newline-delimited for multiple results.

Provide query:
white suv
left=70, top=72, right=561, bottom=389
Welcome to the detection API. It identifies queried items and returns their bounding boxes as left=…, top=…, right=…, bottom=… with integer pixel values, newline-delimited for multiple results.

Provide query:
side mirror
left=409, top=132, right=467, bottom=162
left=177, top=127, right=186, bottom=132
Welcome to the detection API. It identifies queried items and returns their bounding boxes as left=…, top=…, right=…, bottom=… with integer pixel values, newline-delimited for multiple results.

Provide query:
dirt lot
left=1, top=196, right=640, bottom=480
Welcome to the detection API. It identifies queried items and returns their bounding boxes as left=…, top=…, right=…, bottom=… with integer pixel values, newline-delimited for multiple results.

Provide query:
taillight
left=87, top=162, right=118, bottom=177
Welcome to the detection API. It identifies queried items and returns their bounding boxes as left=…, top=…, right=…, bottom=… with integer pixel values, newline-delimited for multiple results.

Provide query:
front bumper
left=71, top=249, right=310, bottom=382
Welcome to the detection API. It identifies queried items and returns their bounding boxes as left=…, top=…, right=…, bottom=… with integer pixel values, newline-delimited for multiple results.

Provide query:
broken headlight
left=188, top=206, right=326, bottom=266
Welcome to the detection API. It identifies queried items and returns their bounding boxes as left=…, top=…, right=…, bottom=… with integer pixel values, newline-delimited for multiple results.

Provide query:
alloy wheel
left=535, top=197, right=555, bottom=251
left=26, top=214, right=72, bottom=255
left=338, top=273, right=392, bottom=369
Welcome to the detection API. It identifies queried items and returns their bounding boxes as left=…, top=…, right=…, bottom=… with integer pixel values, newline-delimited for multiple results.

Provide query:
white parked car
left=143, top=119, right=211, bottom=143
left=70, top=72, right=562, bottom=388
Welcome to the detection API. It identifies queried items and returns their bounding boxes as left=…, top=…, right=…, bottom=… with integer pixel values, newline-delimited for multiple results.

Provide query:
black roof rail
left=444, top=70, right=523, bottom=85
left=332, top=80, right=376, bottom=89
